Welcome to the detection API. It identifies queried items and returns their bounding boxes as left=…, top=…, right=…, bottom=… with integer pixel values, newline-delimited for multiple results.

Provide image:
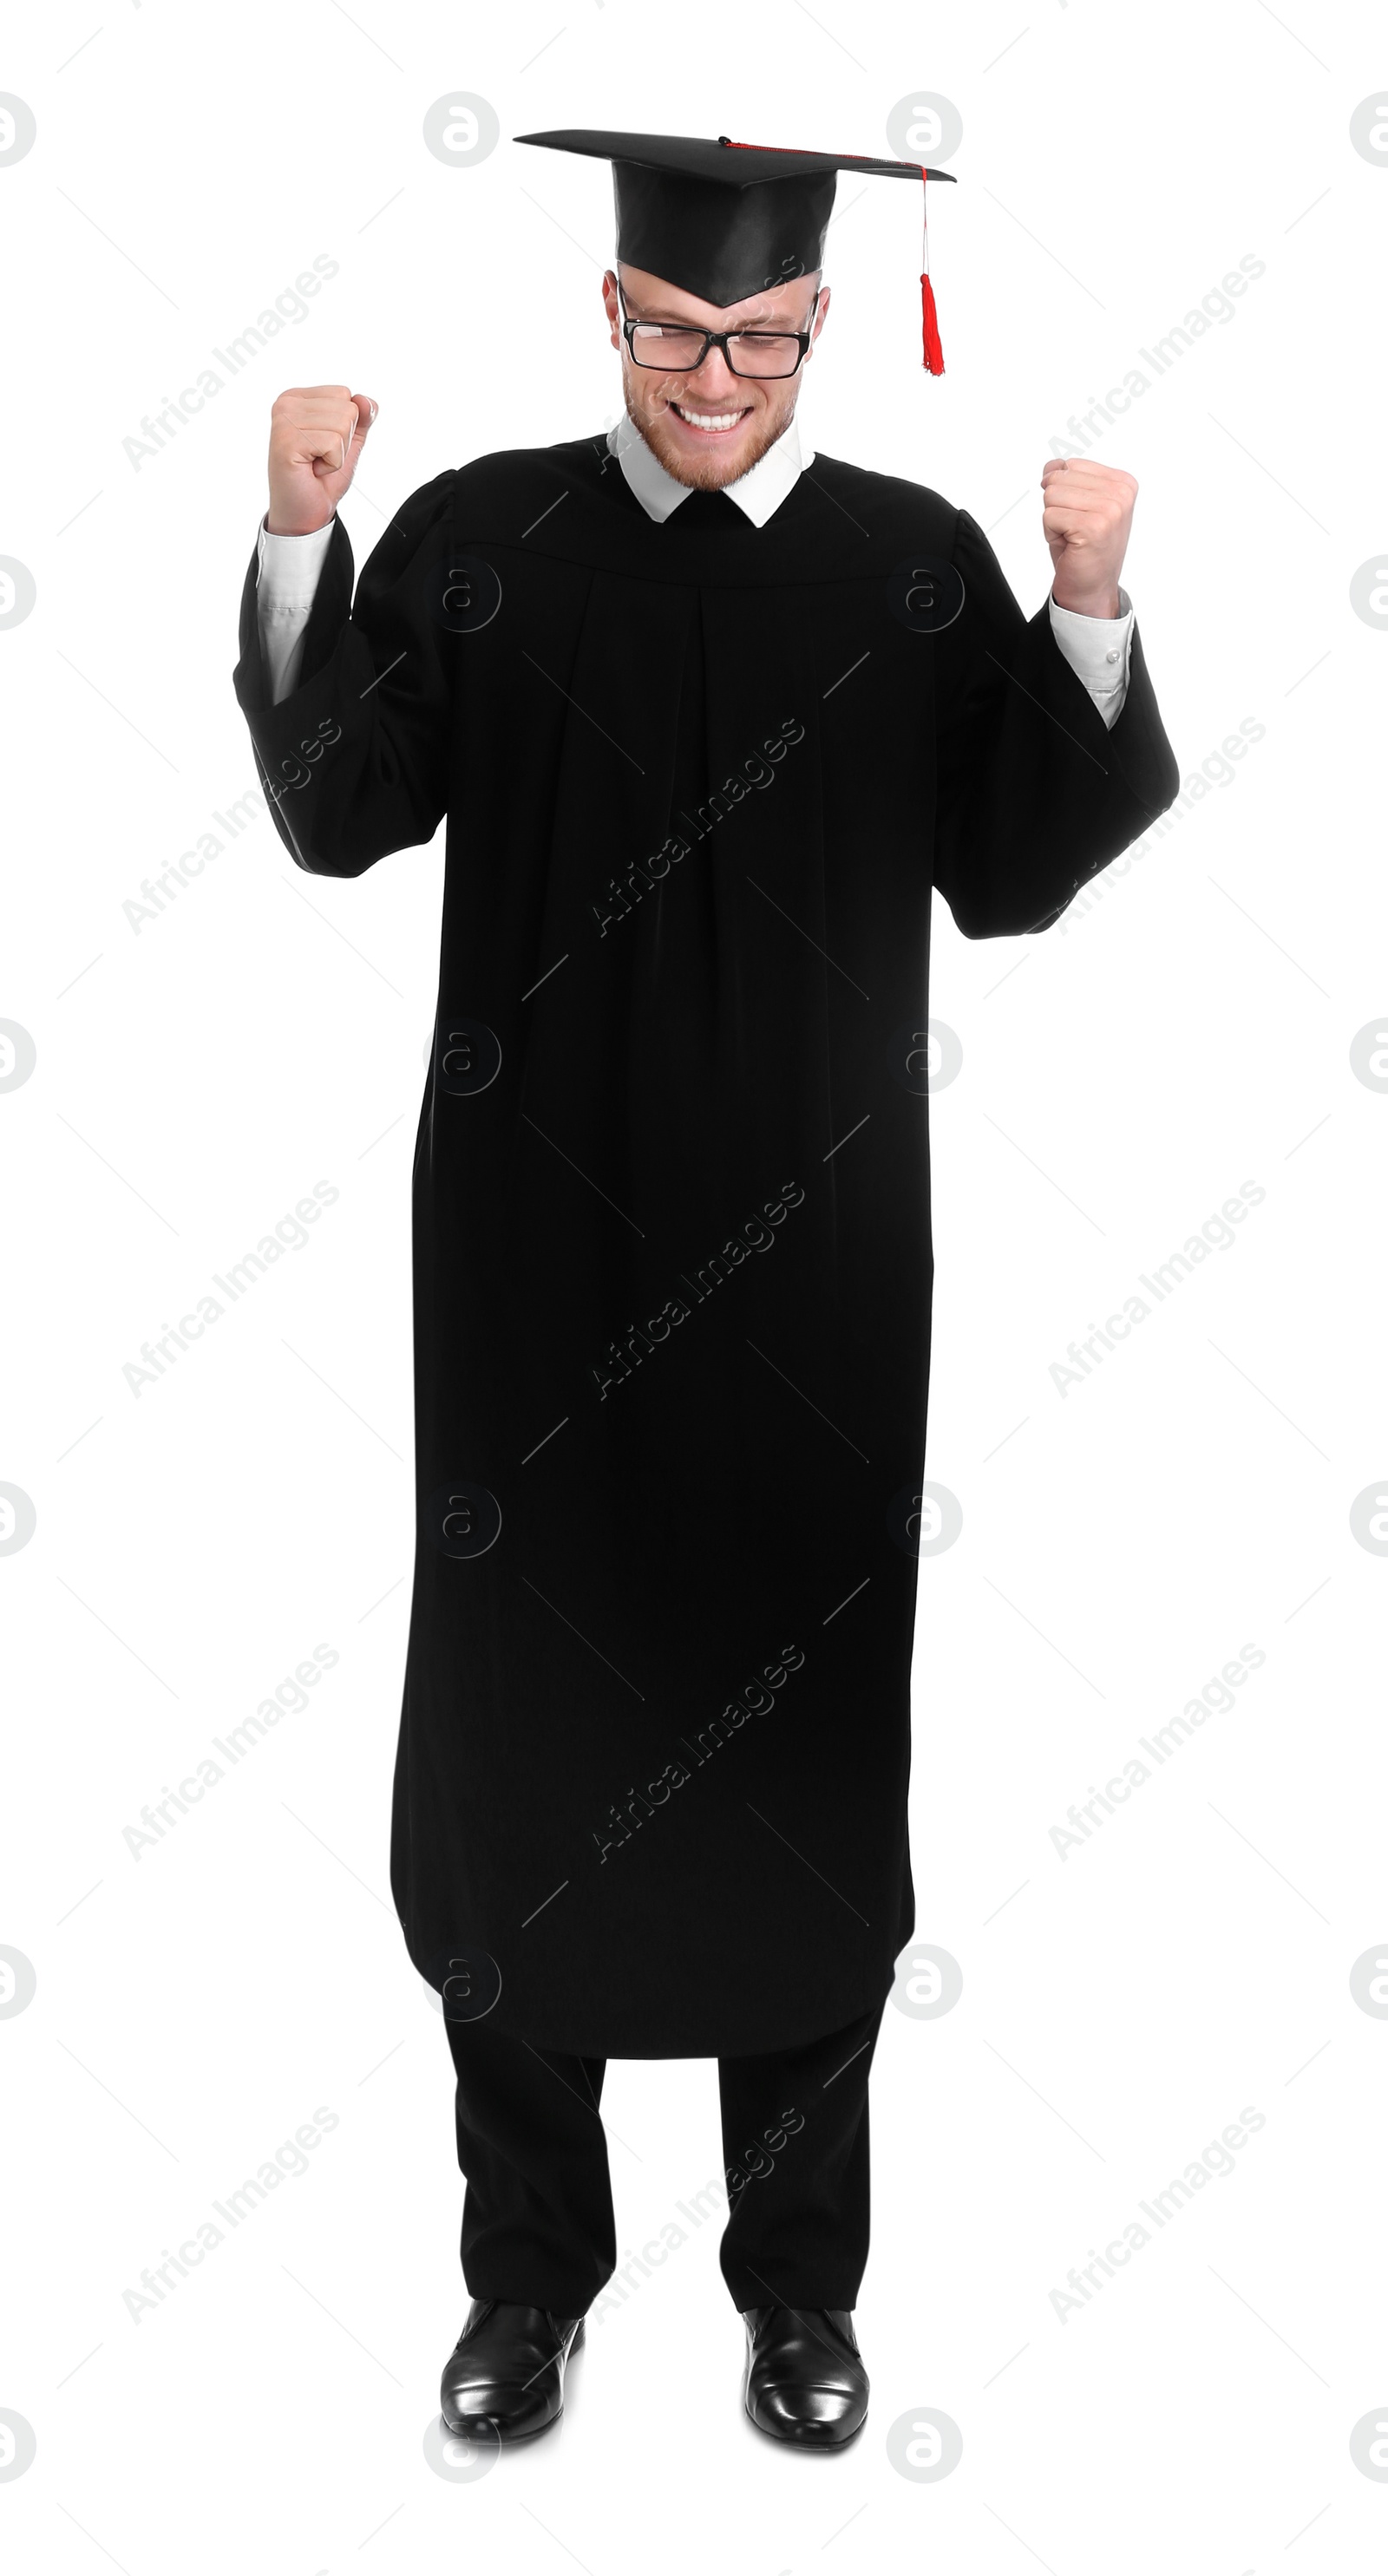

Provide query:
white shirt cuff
left=1048, top=585, right=1133, bottom=729
left=254, top=515, right=336, bottom=704
left=255, top=513, right=337, bottom=605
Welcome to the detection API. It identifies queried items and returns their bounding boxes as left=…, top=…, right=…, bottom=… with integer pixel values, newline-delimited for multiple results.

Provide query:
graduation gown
left=232, top=435, right=1179, bottom=2057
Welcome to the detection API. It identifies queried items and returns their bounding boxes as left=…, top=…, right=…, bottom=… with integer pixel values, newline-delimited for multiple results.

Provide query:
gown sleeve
left=232, top=471, right=456, bottom=879
left=931, top=504, right=1181, bottom=939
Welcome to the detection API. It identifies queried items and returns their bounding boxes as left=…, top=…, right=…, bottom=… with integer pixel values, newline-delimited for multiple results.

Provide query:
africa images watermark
left=1044, top=252, right=1267, bottom=457
left=591, top=1641, right=807, bottom=1863
left=120, top=1180, right=340, bottom=1396
left=121, top=2105, right=340, bottom=2323
left=590, top=716, right=807, bottom=938
left=1049, top=2105, right=1266, bottom=2324
left=1048, top=1179, right=1266, bottom=1396
left=1057, top=714, right=1267, bottom=938
left=1049, top=1640, right=1266, bottom=1860
left=121, top=1642, right=340, bottom=1860
left=590, top=1180, right=806, bottom=1398
left=122, top=785, right=267, bottom=934
left=121, top=255, right=340, bottom=469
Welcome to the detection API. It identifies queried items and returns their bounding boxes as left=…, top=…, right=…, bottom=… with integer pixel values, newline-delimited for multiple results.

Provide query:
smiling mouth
left=669, top=401, right=752, bottom=435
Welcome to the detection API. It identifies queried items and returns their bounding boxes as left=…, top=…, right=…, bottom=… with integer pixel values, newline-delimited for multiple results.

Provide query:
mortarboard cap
left=514, top=127, right=955, bottom=373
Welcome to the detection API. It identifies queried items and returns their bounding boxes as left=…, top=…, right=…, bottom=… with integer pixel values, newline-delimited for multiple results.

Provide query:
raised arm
left=232, top=385, right=455, bottom=878
left=932, top=497, right=1180, bottom=939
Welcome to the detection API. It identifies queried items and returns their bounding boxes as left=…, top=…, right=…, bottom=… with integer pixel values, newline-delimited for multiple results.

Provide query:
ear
left=601, top=267, right=621, bottom=350
left=810, top=283, right=830, bottom=347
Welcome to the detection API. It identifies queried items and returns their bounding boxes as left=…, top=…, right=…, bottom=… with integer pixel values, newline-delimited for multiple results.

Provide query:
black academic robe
left=233, top=436, right=1179, bottom=2058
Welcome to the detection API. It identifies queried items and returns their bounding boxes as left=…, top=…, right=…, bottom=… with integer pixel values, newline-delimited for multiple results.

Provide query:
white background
left=3, top=1, right=1386, bottom=2569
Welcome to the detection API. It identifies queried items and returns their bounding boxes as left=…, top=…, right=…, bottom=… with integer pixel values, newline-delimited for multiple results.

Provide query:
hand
left=266, top=383, right=378, bottom=536
left=1040, top=456, right=1136, bottom=618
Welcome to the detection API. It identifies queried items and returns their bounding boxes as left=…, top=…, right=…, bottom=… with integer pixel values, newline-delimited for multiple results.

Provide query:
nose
left=682, top=340, right=743, bottom=401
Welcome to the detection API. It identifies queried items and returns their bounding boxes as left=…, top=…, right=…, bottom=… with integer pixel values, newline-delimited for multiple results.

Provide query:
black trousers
left=442, top=1994, right=888, bottom=2315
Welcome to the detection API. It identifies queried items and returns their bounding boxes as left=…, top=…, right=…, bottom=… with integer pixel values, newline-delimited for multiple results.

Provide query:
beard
left=625, top=381, right=796, bottom=490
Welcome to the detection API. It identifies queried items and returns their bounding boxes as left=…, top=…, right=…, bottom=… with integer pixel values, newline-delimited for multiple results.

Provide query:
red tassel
left=920, top=272, right=944, bottom=374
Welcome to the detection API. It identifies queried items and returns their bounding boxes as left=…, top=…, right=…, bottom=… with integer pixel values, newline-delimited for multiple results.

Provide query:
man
left=232, top=128, right=1178, bottom=2451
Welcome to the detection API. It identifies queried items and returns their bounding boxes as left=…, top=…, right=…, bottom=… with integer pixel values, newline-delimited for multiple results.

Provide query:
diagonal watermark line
left=823, top=1577, right=870, bottom=1625
left=516, top=184, right=605, bottom=270
left=1285, top=1114, right=1331, bottom=1159
left=980, top=1113, right=1105, bottom=1232
left=521, top=490, right=569, bottom=540
left=358, top=188, right=405, bottom=234
left=1285, top=187, right=1331, bottom=233
left=284, top=880, right=406, bottom=995
left=824, top=1114, right=870, bottom=1161
left=521, top=649, right=646, bottom=770
left=56, top=651, right=180, bottom=767
left=982, top=28, right=1031, bottom=72
left=823, top=650, right=871, bottom=698
left=1206, top=875, right=1331, bottom=997
left=520, top=952, right=569, bottom=1003
left=746, top=877, right=869, bottom=998
left=56, top=30, right=103, bottom=73
left=1283, top=2038, right=1331, bottom=2087
left=747, top=1338, right=869, bottom=1462
left=1253, top=0, right=1330, bottom=71
left=822, top=2037, right=873, bottom=2088
left=519, top=2041, right=642, bottom=2158
left=520, top=1111, right=645, bottom=1233
left=1207, top=1804, right=1329, bottom=1924
left=281, top=1802, right=390, bottom=1909
left=56, top=1879, right=104, bottom=1925
left=981, top=2501, right=1062, bottom=2573
left=980, top=2038, right=1106, bottom=2160
left=56, top=2505, right=134, bottom=2574
left=1206, top=1340, right=1330, bottom=1461
left=520, top=1880, right=570, bottom=1927
left=802, top=467, right=871, bottom=539
left=980, top=1575, right=1105, bottom=1697
left=789, top=0, right=868, bottom=70
left=55, top=2041, right=180, bottom=2161
left=56, top=1576, right=179, bottom=1696
left=521, top=1574, right=645, bottom=1698
left=281, top=1339, right=404, bottom=1460
left=521, top=1416, right=569, bottom=1465
left=281, top=2265, right=404, bottom=2382
left=55, top=1113, right=180, bottom=1232
left=746, top=1803, right=869, bottom=1925
left=980, top=186, right=1105, bottom=307
left=54, top=189, right=178, bottom=306
left=983, top=647, right=1111, bottom=777
left=56, top=489, right=103, bottom=536
left=518, top=27, right=567, bottom=74
left=518, top=2502, right=600, bottom=2575
left=358, top=647, right=406, bottom=699
left=1207, top=412, right=1330, bottom=534
left=1206, top=2264, right=1330, bottom=2385
left=326, top=0, right=405, bottom=70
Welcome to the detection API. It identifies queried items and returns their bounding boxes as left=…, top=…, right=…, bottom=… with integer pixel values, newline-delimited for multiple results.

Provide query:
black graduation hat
left=514, top=128, right=955, bottom=374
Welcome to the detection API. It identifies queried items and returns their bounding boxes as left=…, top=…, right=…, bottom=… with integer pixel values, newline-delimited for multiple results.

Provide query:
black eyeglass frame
left=617, top=287, right=821, bottom=381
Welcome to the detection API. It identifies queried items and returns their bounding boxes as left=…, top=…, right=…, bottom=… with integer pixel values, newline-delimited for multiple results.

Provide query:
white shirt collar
left=606, top=409, right=813, bottom=528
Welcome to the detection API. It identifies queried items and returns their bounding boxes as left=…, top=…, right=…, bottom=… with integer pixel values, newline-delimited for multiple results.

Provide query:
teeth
left=672, top=404, right=745, bottom=431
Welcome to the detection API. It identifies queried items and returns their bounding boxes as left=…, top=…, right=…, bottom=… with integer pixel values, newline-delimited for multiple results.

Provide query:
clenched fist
left=266, top=383, right=379, bottom=536
left=1040, top=456, right=1136, bottom=619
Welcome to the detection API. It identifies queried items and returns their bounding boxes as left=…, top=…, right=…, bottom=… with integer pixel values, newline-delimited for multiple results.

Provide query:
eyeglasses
left=618, top=291, right=817, bottom=380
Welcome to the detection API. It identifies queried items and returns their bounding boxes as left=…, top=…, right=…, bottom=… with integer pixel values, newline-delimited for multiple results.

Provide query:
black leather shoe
left=743, top=2305, right=868, bottom=2447
left=440, top=2298, right=585, bottom=2443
